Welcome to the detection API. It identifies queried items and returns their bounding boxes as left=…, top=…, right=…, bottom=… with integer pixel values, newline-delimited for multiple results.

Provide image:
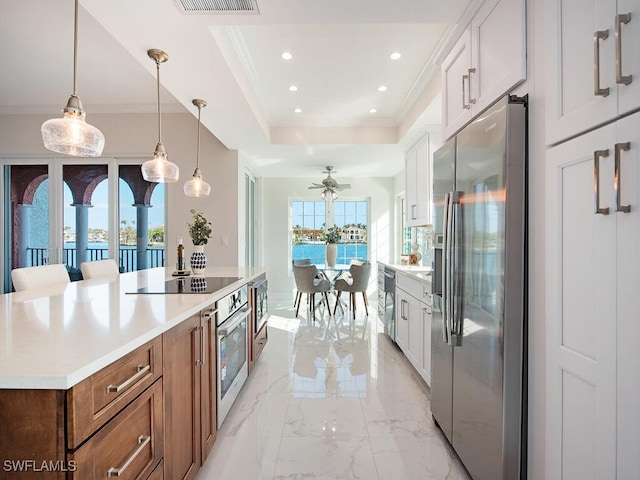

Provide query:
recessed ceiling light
left=390, top=52, right=402, bottom=60
left=281, top=51, right=292, bottom=60
left=369, top=108, right=377, bottom=114
left=378, top=85, right=388, bottom=92
left=289, top=85, right=298, bottom=92
left=294, top=108, right=302, bottom=113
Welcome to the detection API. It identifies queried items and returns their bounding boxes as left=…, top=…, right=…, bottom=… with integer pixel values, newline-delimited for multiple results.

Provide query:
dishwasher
left=377, top=265, right=396, bottom=342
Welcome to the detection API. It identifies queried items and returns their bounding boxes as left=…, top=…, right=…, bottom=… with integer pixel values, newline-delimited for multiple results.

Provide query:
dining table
left=315, top=264, right=351, bottom=314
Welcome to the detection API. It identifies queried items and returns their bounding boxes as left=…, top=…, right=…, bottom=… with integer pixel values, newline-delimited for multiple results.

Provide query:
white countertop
left=377, top=261, right=433, bottom=283
left=0, top=266, right=266, bottom=390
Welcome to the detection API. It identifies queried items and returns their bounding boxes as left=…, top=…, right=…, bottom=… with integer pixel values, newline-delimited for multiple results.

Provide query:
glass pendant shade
left=41, top=0, right=104, bottom=157
left=142, top=49, right=179, bottom=183
left=184, top=167, right=211, bottom=197
left=141, top=142, right=179, bottom=183
left=183, top=98, right=211, bottom=197
left=41, top=108, right=105, bottom=157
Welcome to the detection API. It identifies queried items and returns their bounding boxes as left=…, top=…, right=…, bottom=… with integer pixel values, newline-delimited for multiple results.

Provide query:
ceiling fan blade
left=334, top=184, right=351, bottom=190
left=308, top=185, right=324, bottom=189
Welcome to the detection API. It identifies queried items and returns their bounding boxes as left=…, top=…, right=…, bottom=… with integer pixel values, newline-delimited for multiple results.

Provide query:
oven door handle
left=218, top=307, right=251, bottom=336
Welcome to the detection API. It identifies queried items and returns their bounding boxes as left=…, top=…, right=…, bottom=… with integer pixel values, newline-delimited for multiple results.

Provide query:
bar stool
left=80, top=259, right=120, bottom=280
left=11, top=264, right=70, bottom=292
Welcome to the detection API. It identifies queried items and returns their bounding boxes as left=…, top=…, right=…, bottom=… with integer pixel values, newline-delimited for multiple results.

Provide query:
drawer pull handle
left=107, top=435, right=151, bottom=477
left=106, top=364, right=151, bottom=393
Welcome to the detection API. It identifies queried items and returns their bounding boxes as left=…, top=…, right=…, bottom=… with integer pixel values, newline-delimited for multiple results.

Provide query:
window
left=2, top=159, right=166, bottom=292
left=291, top=199, right=368, bottom=265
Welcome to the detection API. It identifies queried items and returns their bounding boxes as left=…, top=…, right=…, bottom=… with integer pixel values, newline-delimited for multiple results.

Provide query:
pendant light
left=141, top=49, right=179, bottom=183
left=184, top=99, right=211, bottom=197
left=41, top=0, right=105, bottom=157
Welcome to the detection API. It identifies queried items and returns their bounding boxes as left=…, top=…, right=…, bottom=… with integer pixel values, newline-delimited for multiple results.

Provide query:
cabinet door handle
left=107, top=435, right=151, bottom=477
left=106, top=364, right=151, bottom=393
left=594, top=149, right=610, bottom=215
left=594, top=30, right=610, bottom=96
left=201, top=323, right=207, bottom=366
left=411, top=204, right=417, bottom=219
left=462, top=74, right=470, bottom=109
left=615, top=13, right=632, bottom=85
left=467, top=68, right=476, bottom=105
left=203, top=308, right=217, bottom=318
left=614, top=142, right=631, bottom=213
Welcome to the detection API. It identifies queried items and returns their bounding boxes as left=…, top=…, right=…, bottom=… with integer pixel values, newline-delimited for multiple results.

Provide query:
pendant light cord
left=72, top=0, right=79, bottom=96
left=156, top=59, right=163, bottom=144
left=196, top=105, right=201, bottom=168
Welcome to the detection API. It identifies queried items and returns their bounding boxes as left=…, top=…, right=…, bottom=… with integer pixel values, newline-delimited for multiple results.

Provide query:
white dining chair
left=11, top=264, right=70, bottom=292
left=80, top=259, right=120, bottom=280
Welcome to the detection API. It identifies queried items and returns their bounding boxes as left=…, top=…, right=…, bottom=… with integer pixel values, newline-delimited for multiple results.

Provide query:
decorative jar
left=190, top=245, right=207, bottom=274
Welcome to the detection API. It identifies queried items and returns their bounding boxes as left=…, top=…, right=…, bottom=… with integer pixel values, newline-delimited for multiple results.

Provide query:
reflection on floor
left=197, top=299, right=471, bottom=480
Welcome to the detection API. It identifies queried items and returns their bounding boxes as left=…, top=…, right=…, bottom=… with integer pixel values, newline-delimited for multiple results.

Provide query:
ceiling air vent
left=174, top=0, right=259, bottom=14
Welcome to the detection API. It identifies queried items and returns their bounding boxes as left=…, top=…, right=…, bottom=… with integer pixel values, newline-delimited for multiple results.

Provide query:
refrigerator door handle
left=450, top=191, right=463, bottom=347
left=442, top=193, right=451, bottom=343
left=446, top=192, right=456, bottom=345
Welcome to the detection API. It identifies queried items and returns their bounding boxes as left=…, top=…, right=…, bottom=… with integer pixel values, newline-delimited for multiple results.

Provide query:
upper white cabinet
left=405, top=134, right=431, bottom=227
left=545, top=0, right=640, bottom=146
left=441, top=0, right=527, bottom=139
left=441, top=0, right=526, bottom=139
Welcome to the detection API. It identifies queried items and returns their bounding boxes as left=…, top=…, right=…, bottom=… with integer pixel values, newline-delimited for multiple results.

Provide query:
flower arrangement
left=187, top=209, right=212, bottom=245
left=324, top=226, right=341, bottom=244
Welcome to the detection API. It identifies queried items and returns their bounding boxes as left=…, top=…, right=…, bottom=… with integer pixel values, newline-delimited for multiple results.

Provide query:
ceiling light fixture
left=141, top=49, right=179, bottom=183
left=294, top=108, right=302, bottom=113
left=281, top=51, right=292, bottom=60
left=308, top=166, right=350, bottom=201
left=378, top=85, right=388, bottom=92
left=369, top=108, right=378, bottom=113
left=289, top=85, right=298, bottom=91
left=390, top=52, right=402, bottom=60
left=41, top=0, right=105, bottom=157
left=184, top=99, right=211, bottom=197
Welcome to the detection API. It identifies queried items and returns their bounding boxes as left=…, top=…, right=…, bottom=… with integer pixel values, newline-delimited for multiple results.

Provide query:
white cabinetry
left=545, top=0, right=640, bottom=146
left=441, top=0, right=526, bottom=139
left=545, top=112, right=640, bottom=480
left=395, top=273, right=432, bottom=385
left=405, top=135, right=431, bottom=227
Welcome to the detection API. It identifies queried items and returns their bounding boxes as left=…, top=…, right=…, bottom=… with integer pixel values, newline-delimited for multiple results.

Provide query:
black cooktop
left=130, top=276, right=240, bottom=294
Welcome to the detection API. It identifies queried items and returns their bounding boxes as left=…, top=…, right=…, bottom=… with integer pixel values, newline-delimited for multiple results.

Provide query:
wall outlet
left=221, top=235, right=228, bottom=246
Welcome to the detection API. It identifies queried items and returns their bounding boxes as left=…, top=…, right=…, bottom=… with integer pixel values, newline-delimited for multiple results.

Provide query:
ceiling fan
left=308, top=166, right=351, bottom=199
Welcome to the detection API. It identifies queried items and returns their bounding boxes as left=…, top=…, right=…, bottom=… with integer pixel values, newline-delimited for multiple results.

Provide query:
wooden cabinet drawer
left=69, top=379, right=163, bottom=480
left=147, top=459, right=163, bottom=480
left=254, top=324, right=268, bottom=361
left=67, top=336, right=163, bottom=448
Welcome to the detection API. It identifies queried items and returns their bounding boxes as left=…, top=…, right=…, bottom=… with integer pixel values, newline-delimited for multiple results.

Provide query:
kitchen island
left=0, top=266, right=267, bottom=480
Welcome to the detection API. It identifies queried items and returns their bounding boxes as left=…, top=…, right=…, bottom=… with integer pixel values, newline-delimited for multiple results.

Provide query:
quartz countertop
left=377, top=261, right=432, bottom=282
left=0, top=266, right=266, bottom=390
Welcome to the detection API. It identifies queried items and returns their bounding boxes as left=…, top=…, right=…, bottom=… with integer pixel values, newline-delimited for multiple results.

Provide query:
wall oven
left=216, top=285, right=251, bottom=428
left=249, top=275, right=268, bottom=334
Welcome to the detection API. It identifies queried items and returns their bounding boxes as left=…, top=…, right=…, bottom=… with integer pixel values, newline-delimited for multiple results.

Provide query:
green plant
left=324, top=226, right=341, bottom=244
left=187, top=209, right=212, bottom=245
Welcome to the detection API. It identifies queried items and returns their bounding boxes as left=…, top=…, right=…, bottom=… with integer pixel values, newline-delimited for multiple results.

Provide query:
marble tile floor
left=197, top=299, right=471, bottom=480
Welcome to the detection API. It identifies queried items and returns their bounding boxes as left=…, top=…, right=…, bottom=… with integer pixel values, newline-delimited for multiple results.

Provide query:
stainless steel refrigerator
left=431, top=95, right=527, bottom=480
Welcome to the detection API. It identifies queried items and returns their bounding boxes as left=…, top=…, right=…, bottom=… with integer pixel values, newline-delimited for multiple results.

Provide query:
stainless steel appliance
left=216, top=285, right=251, bottom=428
left=431, top=95, right=527, bottom=480
left=377, top=265, right=396, bottom=341
left=249, top=274, right=268, bottom=334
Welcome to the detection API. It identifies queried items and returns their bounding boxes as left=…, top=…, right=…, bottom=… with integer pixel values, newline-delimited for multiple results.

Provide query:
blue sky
left=63, top=178, right=165, bottom=231
left=292, top=200, right=367, bottom=229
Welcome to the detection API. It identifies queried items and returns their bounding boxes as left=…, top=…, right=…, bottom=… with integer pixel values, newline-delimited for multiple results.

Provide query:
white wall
left=0, top=111, right=241, bottom=268
left=262, top=176, right=395, bottom=299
